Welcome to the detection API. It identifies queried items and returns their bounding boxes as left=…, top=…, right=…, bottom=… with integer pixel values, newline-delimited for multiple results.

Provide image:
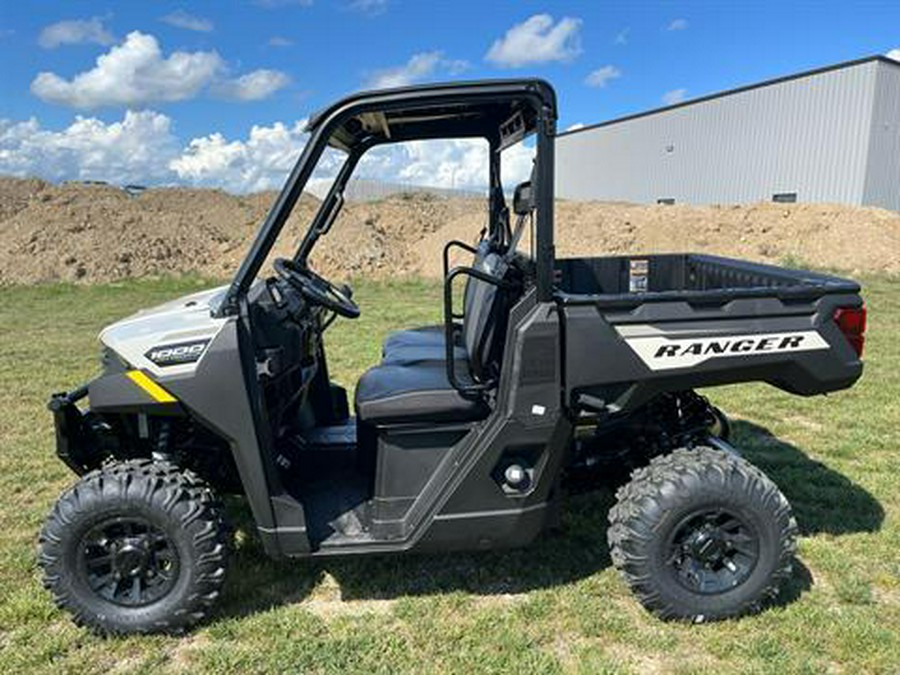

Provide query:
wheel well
left=91, top=411, right=243, bottom=494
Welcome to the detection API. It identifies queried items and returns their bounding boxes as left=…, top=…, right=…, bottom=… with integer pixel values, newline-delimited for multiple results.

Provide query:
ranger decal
left=619, top=330, right=829, bottom=371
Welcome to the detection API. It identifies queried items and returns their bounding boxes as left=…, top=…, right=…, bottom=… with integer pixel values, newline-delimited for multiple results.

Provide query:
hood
left=99, top=285, right=231, bottom=378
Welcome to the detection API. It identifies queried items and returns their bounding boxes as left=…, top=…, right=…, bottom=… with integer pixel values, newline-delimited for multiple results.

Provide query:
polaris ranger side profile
left=40, top=80, right=866, bottom=635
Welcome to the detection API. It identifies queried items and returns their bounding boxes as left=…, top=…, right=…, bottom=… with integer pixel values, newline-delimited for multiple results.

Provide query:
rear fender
left=561, top=291, right=864, bottom=414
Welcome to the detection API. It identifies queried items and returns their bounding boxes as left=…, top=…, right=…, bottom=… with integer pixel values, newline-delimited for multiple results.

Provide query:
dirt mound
left=0, top=177, right=49, bottom=223
left=0, top=177, right=897, bottom=284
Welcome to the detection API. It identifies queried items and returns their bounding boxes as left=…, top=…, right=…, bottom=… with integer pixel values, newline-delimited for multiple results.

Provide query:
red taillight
left=833, top=305, right=866, bottom=358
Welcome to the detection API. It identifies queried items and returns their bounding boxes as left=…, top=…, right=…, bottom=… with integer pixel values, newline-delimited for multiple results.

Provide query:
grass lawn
left=0, top=275, right=897, bottom=674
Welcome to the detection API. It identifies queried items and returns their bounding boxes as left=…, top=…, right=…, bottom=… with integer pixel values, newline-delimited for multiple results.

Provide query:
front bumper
left=48, top=385, right=99, bottom=475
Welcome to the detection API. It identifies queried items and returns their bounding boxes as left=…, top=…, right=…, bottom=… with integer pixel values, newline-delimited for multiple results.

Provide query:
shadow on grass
left=217, top=489, right=614, bottom=619
left=773, top=557, right=814, bottom=610
left=732, top=421, right=885, bottom=536
left=215, top=421, right=879, bottom=621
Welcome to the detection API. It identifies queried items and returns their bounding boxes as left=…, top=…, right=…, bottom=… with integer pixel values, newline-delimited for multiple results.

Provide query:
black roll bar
left=442, top=240, right=479, bottom=319
left=443, top=265, right=515, bottom=396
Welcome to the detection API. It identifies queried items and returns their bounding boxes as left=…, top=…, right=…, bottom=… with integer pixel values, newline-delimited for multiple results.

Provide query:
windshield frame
left=216, top=81, right=556, bottom=316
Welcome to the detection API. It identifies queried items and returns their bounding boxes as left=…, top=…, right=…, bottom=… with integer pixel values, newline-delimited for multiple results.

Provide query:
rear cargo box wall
left=556, top=255, right=688, bottom=294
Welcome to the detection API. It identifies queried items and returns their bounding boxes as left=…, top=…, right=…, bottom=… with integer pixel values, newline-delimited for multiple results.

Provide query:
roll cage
left=216, top=79, right=558, bottom=317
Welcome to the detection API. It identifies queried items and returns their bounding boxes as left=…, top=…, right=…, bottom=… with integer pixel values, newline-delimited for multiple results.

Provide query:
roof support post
left=488, top=135, right=504, bottom=241
left=535, top=104, right=556, bottom=302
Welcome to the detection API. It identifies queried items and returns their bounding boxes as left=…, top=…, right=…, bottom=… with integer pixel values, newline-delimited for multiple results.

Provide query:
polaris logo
left=145, top=339, right=210, bottom=367
left=621, top=330, right=829, bottom=371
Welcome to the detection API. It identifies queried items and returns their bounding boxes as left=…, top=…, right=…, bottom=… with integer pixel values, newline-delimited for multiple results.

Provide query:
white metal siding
left=863, top=61, right=900, bottom=211
left=556, top=61, right=883, bottom=206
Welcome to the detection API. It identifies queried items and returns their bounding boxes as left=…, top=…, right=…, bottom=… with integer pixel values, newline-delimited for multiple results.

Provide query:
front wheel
left=38, top=460, right=229, bottom=635
left=608, top=446, right=797, bottom=621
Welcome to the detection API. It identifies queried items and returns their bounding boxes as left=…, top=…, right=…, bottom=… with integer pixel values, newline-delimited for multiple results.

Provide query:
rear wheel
left=608, top=446, right=796, bottom=621
left=39, top=460, right=229, bottom=635
left=708, top=406, right=731, bottom=441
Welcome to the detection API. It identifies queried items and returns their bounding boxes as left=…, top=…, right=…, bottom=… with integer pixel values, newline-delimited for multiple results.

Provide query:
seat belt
left=505, top=211, right=530, bottom=262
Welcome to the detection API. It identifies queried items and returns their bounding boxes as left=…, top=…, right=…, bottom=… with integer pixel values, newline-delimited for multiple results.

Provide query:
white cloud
left=613, top=28, right=629, bottom=45
left=585, top=65, right=621, bottom=88
left=0, top=110, right=177, bottom=184
left=565, top=122, right=585, bottom=132
left=662, top=88, right=688, bottom=105
left=30, top=31, right=289, bottom=108
left=365, top=51, right=468, bottom=88
left=32, top=32, right=222, bottom=108
left=886, top=49, right=900, bottom=62
left=667, top=18, right=688, bottom=31
left=161, top=10, right=214, bottom=32
left=367, top=52, right=441, bottom=88
left=215, top=70, right=291, bottom=101
left=444, top=59, right=471, bottom=76
left=170, top=120, right=316, bottom=192
left=255, top=0, right=314, bottom=7
left=1, top=111, right=535, bottom=194
left=38, top=17, right=114, bottom=49
left=0, top=110, right=310, bottom=193
left=267, top=36, right=294, bottom=47
left=171, top=124, right=531, bottom=194
left=347, top=0, right=388, bottom=15
left=485, top=14, right=582, bottom=68
left=359, top=138, right=533, bottom=191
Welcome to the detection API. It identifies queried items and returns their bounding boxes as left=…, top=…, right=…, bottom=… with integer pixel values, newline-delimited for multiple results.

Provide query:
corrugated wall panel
left=863, top=61, right=900, bottom=211
left=556, top=61, right=881, bottom=206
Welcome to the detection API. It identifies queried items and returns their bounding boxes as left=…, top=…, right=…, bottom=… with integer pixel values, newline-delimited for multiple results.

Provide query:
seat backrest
left=462, top=251, right=515, bottom=382
left=457, top=189, right=532, bottom=382
left=460, top=238, right=493, bottom=320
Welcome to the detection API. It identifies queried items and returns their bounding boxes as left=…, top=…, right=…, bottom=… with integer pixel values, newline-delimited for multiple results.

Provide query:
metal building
left=555, top=56, right=900, bottom=211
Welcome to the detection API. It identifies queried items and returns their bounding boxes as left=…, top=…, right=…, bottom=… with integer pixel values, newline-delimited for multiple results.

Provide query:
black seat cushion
left=355, top=362, right=489, bottom=425
left=381, top=342, right=467, bottom=366
left=383, top=325, right=446, bottom=354
left=381, top=326, right=467, bottom=365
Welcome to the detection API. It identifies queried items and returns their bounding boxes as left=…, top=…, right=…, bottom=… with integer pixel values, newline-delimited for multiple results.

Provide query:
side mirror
left=513, top=181, right=533, bottom=216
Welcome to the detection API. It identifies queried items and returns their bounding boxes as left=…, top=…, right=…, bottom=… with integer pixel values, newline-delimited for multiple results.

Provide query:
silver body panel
left=99, top=285, right=230, bottom=378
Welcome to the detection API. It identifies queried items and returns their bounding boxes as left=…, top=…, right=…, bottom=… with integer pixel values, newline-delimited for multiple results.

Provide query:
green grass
left=0, top=275, right=897, bottom=674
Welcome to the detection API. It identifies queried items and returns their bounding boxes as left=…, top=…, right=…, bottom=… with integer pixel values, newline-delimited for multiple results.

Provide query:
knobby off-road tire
left=608, top=446, right=797, bottom=621
left=39, top=459, right=229, bottom=635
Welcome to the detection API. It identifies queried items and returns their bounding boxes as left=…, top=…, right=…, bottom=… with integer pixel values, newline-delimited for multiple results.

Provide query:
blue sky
left=1, top=1, right=898, bottom=193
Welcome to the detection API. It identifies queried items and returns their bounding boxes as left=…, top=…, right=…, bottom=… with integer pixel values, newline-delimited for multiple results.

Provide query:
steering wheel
left=273, top=258, right=360, bottom=319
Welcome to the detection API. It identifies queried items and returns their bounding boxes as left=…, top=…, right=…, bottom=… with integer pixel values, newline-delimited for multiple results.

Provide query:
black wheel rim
left=78, top=517, right=180, bottom=607
left=666, top=508, right=759, bottom=595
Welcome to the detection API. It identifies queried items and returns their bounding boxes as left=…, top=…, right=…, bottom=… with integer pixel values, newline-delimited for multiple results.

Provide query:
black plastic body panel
left=556, top=254, right=864, bottom=413
left=275, top=289, right=568, bottom=558
left=373, top=424, right=466, bottom=526
left=48, top=387, right=93, bottom=475
left=88, top=372, right=182, bottom=416
left=161, top=318, right=291, bottom=556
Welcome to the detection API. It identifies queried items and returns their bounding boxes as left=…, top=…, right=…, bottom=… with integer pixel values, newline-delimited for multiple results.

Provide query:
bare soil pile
left=0, top=177, right=897, bottom=284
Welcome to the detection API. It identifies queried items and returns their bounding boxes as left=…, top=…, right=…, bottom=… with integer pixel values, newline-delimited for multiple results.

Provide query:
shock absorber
left=152, top=419, right=171, bottom=461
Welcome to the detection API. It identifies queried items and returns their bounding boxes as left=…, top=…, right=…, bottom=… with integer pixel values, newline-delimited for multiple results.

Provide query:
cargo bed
left=553, top=253, right=865, bottom=413
left=555, top=253, right=860, bottom=306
